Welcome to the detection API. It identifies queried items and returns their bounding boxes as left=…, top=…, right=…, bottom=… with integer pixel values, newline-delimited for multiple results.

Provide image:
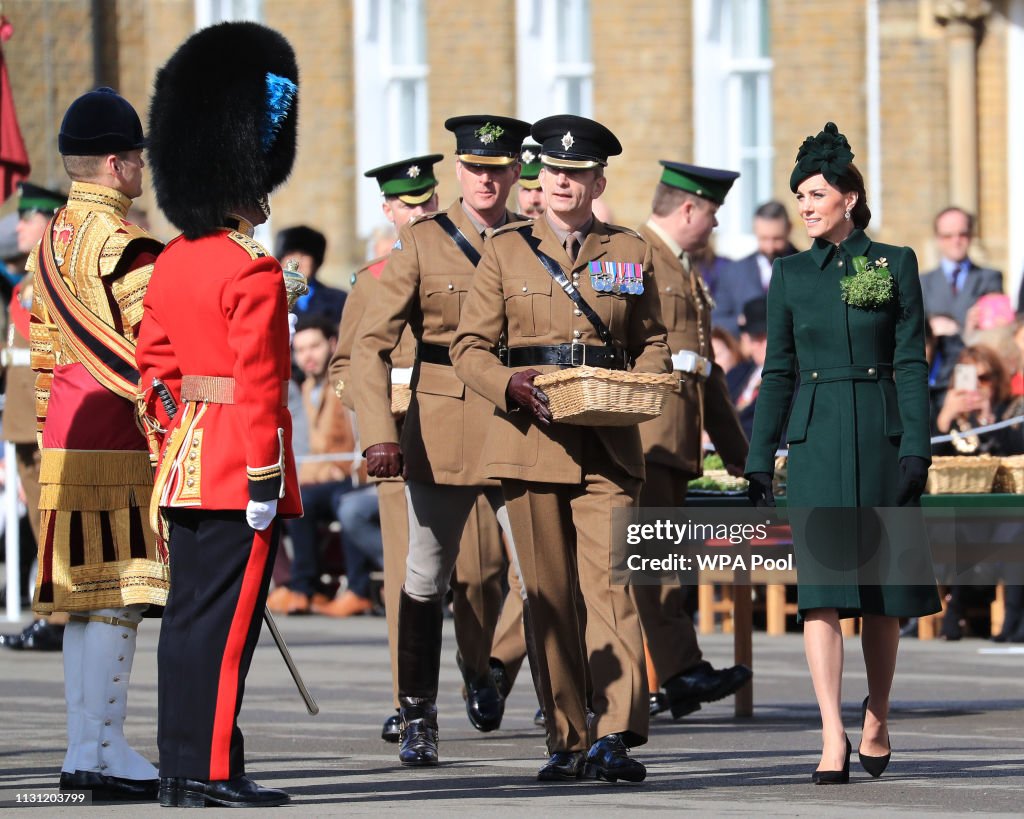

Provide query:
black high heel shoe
left=811, top=734, right=851, bottom=784
left=858, top=695, right=891, bottom=777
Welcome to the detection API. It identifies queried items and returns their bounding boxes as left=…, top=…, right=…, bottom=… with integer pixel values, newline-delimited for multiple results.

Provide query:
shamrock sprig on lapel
left=840, top=256, right=894, bottom=310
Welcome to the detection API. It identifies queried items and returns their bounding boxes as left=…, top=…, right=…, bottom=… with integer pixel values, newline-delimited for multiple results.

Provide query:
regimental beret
left=275, top=226, right=326, bottom=270
left=364, top=154, right=443, bottom=205
left=518, top=143, right=542, bottom=189
left=444, top=115, right=532, bottom=166
left=148, top=22, right=299, bottom=239
left=658, top=161, right=739, bottom=206
left=790, top=122, right=854, bottom=192
left=58, top=87, right=145, bottom=156
left=17, top=182, right=66, bottom=215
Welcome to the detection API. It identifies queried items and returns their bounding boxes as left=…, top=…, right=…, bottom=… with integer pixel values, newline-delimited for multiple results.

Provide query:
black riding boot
left=397, top=590, right=444, bottom=766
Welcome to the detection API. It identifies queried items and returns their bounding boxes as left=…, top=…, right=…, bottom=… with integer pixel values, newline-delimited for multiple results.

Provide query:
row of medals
left=588, top=261, right=645, bottom=294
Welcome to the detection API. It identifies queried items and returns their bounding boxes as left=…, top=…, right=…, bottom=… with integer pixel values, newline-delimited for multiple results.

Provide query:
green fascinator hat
left=789, top=122, right=854, bottom=192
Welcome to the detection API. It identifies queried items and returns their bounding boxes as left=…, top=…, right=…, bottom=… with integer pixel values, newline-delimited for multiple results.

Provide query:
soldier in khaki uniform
left=0, top=183, right=67, bottom=652
left=330, top=154, right=507, bottom=745
left=350, top=115, right=532, bottom=767
left=452, top=115, right=671, bottom=783
left=634, top=162, right=753, bottom=719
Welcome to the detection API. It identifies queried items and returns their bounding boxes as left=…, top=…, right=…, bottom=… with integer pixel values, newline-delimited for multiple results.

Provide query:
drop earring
left=844, top=210, right=851, bottom=221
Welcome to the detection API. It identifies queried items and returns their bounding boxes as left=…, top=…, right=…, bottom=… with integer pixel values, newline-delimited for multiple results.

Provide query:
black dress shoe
left=585, top=734, right=646, bottom=783
left=662, top=661, right=752, bottom=719
left=857, top=696, right=891, bottom=778
left=489, top=657, right=512, bottom=699
left=158, top=775, right=288, bottom=808
left=537, top=751, right=586, bottom=782
left=59, top=770, right=158, bottom=801
left=382, top=710, right=401, bottom=743
left=399, top=697, right=439, bottom=766
left=649, top=692, right=670, bottom=717
left=1, top=619, right=64, bottom=651
left=811, top=734, right=851, bottom=784
left=458, top=654, right=504, bottom=732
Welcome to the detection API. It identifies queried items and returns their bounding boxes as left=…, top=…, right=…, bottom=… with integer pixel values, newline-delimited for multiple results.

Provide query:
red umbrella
left=0, top=15, right=30, bottom=202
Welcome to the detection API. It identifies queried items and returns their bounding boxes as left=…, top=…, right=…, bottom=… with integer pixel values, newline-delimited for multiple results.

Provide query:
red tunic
left=137, top=229, right=301, bottom=516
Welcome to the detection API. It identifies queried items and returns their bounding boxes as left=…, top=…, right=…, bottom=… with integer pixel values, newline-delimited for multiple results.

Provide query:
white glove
left=246, top=499, right=278, bottom=531
left=288, top=312, right=298, bottom=346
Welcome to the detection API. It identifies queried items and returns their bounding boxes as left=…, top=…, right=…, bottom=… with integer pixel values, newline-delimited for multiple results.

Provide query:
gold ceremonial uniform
left=451, top=215, right=671, bottom=752
left=29, top=181, right=167, bottom=614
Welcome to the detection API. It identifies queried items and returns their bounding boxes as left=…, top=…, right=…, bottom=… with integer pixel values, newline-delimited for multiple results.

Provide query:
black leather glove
left=896, top=455, right=929, bottom=506
left=506, top=369, right=552, bottom=426
left=365, top=442, right=403, bottom=479
left=746, top=472, right=776, bottom=508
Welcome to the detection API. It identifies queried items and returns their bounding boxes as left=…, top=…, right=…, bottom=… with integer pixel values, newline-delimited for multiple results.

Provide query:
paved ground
left=0, top=612, right=1021, bottom=816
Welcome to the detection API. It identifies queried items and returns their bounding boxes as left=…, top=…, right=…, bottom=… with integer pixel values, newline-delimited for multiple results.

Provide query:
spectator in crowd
left=268, top=315, right=357, bottom=615
left=932, top=344, right=1024, bottom=641
left=276, top=225, right=347, bottom=326
left=516, top=143, right=544, bottom=218
left=920, top=207, right=1002, bottom=331
left=1013, top=319, right=1024, bottom=396
left=335, top=485, right=385, bottom=618
left=726, top=297, right=767, bottom=441
left=712, top=200, right=797, bottom=336
left=710, top=326, right=743, bottom=376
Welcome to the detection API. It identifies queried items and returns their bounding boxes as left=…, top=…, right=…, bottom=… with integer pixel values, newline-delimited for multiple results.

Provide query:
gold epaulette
left=99, top=219, right=163, bottom=277
left=227, top=230, right=269, bottom=259
left=604, top=223, right=642, bottom=239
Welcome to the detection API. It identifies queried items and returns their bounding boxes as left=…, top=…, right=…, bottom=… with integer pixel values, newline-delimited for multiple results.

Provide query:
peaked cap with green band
left=519, top=143, right=542, bottom=189
left=658, top=161, right=739, bottom=205
left=789, top=121, right=854, bottom=192
left=364, top=154, right=444, bottom=204
left=17, top=182, right=66, bottom=215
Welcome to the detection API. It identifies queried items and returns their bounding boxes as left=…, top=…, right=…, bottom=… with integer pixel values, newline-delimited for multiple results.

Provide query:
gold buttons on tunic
left=447, top=283, right=454, bottom=290
left=574, top=309, right=582, bottom=316
left=573, top=330, right=581, bottom=339
left=522, top=286, right=528, bottom=292
left=186, top=479, right=195, bottom=487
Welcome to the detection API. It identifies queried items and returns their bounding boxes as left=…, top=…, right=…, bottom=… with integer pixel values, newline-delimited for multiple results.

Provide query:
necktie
left=951, top=263, right=966, bottom=297
left=564, top=234, right=578, bottom=263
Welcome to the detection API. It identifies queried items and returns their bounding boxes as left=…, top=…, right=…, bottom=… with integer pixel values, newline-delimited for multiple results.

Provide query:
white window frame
left=354, top=0, right=430, bottom=239
left=516, top=0, right=593, bottom=123
left=693, top=0, right=773, bottom=259
left=195, top=0, right=263, bottom=28
left=1009, top=0, right=1024, bottom=307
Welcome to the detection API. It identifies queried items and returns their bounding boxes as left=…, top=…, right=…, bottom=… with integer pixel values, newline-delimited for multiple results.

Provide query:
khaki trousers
left=502, top=435, right=648, bottom=753
left=630, top=461, right=703, bottom=682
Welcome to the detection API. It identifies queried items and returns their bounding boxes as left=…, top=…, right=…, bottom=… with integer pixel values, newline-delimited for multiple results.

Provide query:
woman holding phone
left=745, top=123, right=940, bottom=783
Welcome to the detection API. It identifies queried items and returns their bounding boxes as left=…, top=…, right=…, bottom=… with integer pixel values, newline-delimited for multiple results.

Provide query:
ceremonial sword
left=152, top=378, right=320, bottom=715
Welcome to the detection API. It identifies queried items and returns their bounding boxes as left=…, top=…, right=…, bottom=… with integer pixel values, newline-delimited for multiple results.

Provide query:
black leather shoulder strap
left=433, top=212, right=481, bottom=267
left=519, top=229, right=614, bottom=346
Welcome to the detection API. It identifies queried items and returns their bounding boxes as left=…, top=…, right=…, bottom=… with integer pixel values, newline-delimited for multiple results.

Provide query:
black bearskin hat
left=147, top=22, right=299, bottom=239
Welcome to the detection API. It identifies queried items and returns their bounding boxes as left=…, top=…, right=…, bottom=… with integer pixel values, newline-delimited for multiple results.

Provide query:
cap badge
left=475, top=123, right=505, bottom=144
left=407, top=165, right=421, bottom=178
left=561, top=131, right=574, bottom=150
left=521, top=149, right=536, bottom=165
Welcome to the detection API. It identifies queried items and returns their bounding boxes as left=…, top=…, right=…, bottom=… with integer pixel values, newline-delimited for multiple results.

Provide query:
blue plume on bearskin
left=147, top=22, right=299, bottom=239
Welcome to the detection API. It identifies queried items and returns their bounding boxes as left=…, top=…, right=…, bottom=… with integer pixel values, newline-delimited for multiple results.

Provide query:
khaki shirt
left=638, top=224, right=748, bottom=476
left=350, top=199, right=519, bottom=486
left=451, top=216, right=671, bottom=485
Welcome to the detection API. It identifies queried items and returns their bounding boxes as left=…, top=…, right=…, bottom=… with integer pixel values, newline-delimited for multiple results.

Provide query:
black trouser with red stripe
left=157, top=509, right=278, bottom=780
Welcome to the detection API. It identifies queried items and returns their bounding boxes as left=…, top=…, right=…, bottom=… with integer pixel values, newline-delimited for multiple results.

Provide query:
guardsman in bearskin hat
left=350, top=115, right=531, bottom=766
left=137, top=22, right=301, bottom=808
left=452, top=115, right=673, bottom=783
left=29, top=88, right=167, bottom=800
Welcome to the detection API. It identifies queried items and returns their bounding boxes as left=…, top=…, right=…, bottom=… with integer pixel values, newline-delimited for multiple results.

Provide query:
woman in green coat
left=745, top=123, right=940, bottom=784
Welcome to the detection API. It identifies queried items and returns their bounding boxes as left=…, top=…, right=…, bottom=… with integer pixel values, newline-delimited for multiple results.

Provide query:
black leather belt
left=506, top=343, right=629, bottom=370
left=416, top=342, right=452, bottom=366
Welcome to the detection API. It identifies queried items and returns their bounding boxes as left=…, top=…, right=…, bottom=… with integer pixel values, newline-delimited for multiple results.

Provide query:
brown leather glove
left=365, top=442, right=403, bottom=478
left=506, top=369, right=552, bottom=426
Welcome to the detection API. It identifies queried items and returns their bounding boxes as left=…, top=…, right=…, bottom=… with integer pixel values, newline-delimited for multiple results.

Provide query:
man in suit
left=712, top=200, right=796, bottom=336
left=452, top=114, right=671, bottom=783
left=726, top=297, right=768, bottom=441
left=276, top=225, right=347, bottom=326
left=350, top=115, right=532, bottom=767
left=920, top=206, right=1002, bottom=331
left=635, top=162, right=752, bottom=721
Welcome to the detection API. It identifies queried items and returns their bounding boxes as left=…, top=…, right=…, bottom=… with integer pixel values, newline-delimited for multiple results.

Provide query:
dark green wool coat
left=746, top=229, right=941, bottom=617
